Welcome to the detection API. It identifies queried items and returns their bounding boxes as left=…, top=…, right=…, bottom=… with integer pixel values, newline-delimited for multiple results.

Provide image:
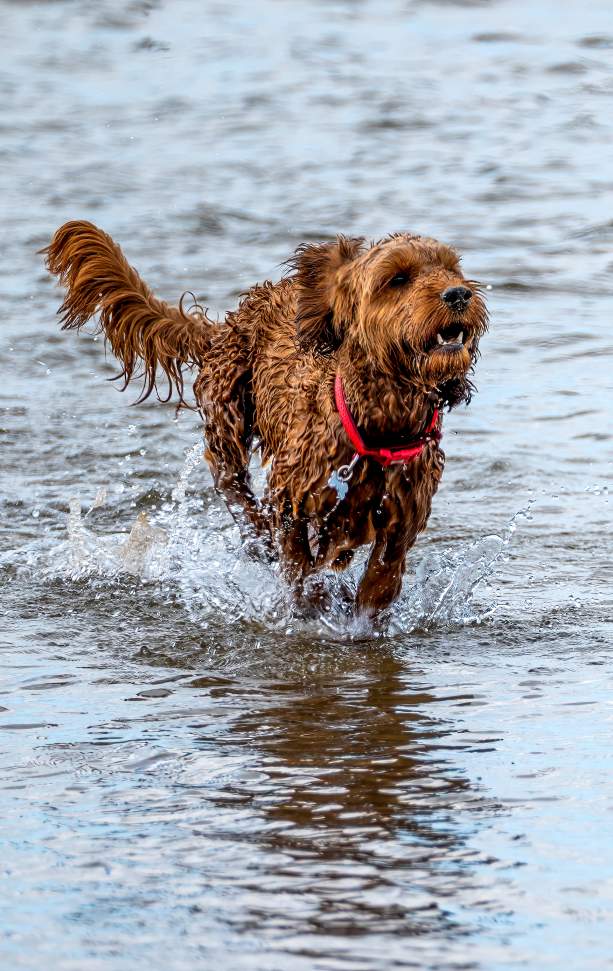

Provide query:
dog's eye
left=388, top=272, right=411, bottom=288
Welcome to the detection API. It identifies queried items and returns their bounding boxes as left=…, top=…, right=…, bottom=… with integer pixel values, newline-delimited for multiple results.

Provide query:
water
left=1, top=0, right=612, bottom=968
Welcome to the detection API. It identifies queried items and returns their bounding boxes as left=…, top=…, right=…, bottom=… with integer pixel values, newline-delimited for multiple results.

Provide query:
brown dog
left=44, top=223, right=488, bottom=615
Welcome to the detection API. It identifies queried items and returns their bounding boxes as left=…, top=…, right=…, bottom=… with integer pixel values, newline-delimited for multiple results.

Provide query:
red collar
left=334, top=372, right=441, bottom=468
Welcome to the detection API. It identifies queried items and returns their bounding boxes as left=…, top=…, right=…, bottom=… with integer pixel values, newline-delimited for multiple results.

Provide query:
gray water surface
left=1, top=1, right=612, bottom=969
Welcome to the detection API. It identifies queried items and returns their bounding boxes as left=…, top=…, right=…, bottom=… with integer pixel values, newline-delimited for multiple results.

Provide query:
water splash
left=152, top=443, right=288, bottom=627
left=386, top=502, right=534, bottom=637
left=28, top=440, right=531, bottom=641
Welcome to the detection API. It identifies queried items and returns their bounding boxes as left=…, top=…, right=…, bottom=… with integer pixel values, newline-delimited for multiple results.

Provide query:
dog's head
left=291, top=233, right=488, bottom=405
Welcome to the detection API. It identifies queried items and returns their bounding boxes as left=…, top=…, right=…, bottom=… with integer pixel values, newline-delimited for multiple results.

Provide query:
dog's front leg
left=355, top=528, right=412, bottom=617
left=356, top=476, right=436, bottom=616
left=277, top=502, right=342, bottom=614
left=277, top=501, right=313, bottom=589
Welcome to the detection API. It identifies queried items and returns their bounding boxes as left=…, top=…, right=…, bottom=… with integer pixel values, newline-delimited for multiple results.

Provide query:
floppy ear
left=290, top=236, right=364, bottom=354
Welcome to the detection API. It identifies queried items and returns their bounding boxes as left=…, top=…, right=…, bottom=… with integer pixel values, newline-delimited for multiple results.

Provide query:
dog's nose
left=441, top=286, right=473, bottom=310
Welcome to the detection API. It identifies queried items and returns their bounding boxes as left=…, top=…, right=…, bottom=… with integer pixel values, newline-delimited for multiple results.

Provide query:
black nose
left=441, top=286, right=472, bottom=310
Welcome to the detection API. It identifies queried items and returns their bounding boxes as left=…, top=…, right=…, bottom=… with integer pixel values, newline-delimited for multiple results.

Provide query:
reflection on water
left=3, top=625, right=501, bottom=970
left=196, top=663, right=487, bottom=955
left=1, top=0, right=613, bottom=968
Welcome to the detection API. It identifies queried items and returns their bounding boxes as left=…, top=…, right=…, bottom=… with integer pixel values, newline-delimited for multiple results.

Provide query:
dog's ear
left=290, top=236, right=364, bottom=354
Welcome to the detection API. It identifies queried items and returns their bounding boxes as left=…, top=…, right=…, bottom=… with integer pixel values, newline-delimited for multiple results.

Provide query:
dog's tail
left=43, top=220, right=212, bottom=405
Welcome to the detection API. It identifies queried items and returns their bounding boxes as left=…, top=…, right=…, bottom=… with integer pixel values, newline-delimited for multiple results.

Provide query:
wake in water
left=21, top=442, right=530, bottom=641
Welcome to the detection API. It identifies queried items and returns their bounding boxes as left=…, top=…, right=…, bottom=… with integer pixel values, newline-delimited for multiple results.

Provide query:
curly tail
left=43, top=220, right=212, bottom=405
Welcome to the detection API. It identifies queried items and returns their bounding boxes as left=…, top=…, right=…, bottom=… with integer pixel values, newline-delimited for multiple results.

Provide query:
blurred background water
left=1, top=0, right=612, bottom=968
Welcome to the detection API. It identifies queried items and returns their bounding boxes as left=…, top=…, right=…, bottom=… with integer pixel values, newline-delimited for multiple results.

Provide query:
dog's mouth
left=427, top=323, right=469, bottom=354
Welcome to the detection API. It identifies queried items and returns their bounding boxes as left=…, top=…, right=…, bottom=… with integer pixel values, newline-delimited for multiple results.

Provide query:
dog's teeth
left=436, top=331, right=464, bottom=348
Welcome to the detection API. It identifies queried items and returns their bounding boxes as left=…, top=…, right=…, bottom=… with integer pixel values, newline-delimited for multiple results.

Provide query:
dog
left=44, top=223, right=488, bottom=616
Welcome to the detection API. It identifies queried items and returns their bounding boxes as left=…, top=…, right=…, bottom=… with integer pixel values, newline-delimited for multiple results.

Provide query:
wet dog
left=44, top=223, right=488, bottom=615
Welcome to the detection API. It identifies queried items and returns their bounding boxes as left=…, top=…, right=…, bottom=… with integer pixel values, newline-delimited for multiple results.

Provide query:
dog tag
left=327, top=453, right=360, bottom=502
left=327, top=470, right=350, bottom=501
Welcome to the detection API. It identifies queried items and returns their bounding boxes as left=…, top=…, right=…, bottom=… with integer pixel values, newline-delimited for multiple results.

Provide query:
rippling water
left=1, top=0, right=612, bottom=968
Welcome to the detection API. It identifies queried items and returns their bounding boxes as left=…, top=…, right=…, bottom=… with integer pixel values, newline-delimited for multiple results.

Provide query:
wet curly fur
left=44, top=222, right=488, bottom=616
